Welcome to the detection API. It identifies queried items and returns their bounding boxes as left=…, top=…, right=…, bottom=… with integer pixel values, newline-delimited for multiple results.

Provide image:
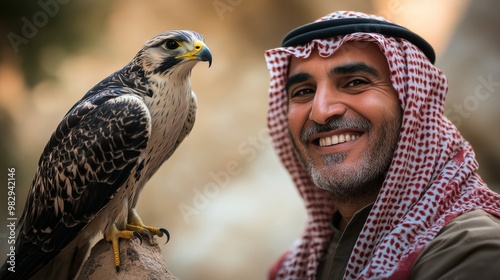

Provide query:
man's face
left=286, top=42, right=402, bottom=200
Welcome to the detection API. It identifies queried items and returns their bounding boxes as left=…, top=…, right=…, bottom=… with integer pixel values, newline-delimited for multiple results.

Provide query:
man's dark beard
left=290, top=115, right=401, bottom=202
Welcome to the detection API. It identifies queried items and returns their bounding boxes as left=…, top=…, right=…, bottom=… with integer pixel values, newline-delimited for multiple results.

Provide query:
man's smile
left=318, top=132, right=361, bottom=147
left=305, top=127, right=366, bottom=148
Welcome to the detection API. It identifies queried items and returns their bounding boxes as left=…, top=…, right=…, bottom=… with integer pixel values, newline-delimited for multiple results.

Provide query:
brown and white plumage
left=0, top=30, right=211, bottom=280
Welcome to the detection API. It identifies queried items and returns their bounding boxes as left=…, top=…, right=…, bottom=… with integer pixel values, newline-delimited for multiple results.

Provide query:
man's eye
left=346, top=78, right=369, bottom=87
left=290, top=88, right=315, bottom=99
left=164, top=39, right=180, bottom=50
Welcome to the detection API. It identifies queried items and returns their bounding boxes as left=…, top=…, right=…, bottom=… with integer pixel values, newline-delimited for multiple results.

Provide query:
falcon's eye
left=164, top=39, right=180, bottom=50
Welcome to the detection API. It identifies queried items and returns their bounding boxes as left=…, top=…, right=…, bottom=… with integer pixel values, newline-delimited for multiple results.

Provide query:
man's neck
left=335, top=195, right=377, bottom=231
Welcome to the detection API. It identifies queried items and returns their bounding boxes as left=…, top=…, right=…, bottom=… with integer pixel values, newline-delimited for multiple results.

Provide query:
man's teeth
left=319, top=134, right=360, bottom=147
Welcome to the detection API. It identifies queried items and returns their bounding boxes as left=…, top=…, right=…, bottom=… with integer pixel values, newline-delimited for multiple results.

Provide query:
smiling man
left=287, top=42, right=401, bottom=226
left=265, top=11, right=500, bottom=280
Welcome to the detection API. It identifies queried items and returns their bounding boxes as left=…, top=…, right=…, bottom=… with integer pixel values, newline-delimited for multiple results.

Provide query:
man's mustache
left=300, top=117, right=372, bottom=144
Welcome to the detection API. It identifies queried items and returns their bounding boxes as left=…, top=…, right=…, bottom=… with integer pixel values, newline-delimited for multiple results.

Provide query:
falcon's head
left=136, top=30, right=212, bottom=76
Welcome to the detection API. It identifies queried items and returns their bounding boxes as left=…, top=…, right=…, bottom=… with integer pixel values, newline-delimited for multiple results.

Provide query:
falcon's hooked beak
left=176, top=40, right=212, bottom=67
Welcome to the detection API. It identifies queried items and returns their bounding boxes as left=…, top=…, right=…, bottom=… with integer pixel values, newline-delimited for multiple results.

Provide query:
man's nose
left=309, top=85, right=347, bottom=124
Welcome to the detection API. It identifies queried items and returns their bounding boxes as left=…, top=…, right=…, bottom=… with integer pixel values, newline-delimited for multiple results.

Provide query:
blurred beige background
left=1, top=0, right=499, bottom=279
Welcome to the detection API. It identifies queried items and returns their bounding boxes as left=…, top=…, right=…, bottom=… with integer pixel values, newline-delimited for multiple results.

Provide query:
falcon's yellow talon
left=127, top=208, right=170, bottom=242
left=105, top=224, right=142, bottom=270
left=127, top=224, right=154, bottom=241
left=160, top=228, right=170, bottom=244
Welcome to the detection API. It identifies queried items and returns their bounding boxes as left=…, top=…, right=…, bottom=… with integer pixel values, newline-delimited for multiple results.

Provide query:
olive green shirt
left=317, top=208, right=500, bottom=280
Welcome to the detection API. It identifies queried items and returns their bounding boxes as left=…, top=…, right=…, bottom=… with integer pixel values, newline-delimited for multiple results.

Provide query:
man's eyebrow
left=330, top=62, right=380, bottom=77
left=285, top=72, right=311, bottom=95
left=284, top=62, right=380, bottom=96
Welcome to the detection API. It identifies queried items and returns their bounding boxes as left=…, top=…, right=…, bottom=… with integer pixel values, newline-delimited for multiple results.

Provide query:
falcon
left=0, top=30, right=212, bottom=280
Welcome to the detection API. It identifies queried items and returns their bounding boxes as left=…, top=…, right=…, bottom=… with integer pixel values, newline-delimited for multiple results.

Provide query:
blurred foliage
left=0, top=0, right=115, bottom=87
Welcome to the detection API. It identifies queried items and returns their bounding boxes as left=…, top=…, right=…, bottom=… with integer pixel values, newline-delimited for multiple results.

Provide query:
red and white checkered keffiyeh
left=265, top=11, right=500, bottom=279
